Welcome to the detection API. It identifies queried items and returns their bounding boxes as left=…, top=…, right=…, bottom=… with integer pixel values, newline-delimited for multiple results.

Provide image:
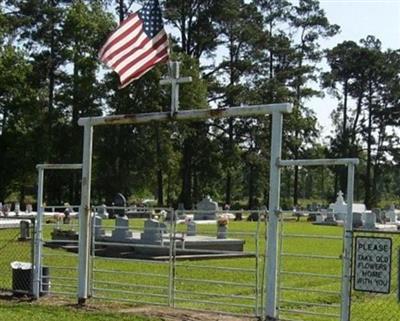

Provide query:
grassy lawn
left=0, top=299, right=160, bottom=321
left=0, top=216, right=399, bottom=320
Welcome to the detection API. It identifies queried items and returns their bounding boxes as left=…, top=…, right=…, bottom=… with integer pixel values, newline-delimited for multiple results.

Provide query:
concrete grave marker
left=364, top=212, right=377, bottom=229
left=185, top=217, right=196, bottom=236
left=3, top=204, right=10, bottom=217
left=140, top=219, right=166, bottom=243
left=195, top=196, right=218, bottom=220
left=19, top=221, right=30, bottom=240
left=14, top=203, right=20, bottom=216
left=353, top=212, right=363, bottom=228
left=94, top=216, right=105, bottom=238
left=26, top=204, right=32, bottom=214
left=111, top=216, right=132, bottom=242
left=97, top=204, right=109, bottom=219
left=386, top=205, right=400, bottom=223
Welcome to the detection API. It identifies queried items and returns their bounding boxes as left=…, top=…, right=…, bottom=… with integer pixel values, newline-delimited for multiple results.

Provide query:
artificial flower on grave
left=217, top=214, right=229, bottom=226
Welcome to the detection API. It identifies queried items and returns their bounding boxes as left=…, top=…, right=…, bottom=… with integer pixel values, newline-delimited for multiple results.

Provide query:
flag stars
left=139, top=0, right=164, bottom=38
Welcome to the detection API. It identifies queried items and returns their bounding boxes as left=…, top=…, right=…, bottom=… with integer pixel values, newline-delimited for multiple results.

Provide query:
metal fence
left=88, top=208, right=265, bottom=318
left=350, top=230, right=400, bottom=321
left=0, top=217, right=34, bottom=295
left=39, top=206, right=80, bottom=297
left=277, top=211, right=344, bottom=321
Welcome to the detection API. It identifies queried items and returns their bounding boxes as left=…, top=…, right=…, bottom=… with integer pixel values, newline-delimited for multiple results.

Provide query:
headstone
left=330, top=191, right=347, bottom=220
left=353, top=212, right=363, bottom=228
left=387, top=205, right=399, bottom=223
left=325, top=211, right=336, bottom=223
left=112, top=193, right=127, bottom=218
left=97, top=204, right=109, bottom=219
left=234, top=212, right=242, bottom=221
left=111, top=216, right=132, bottom=241
left=14, top=203, right=20, bottom=216
left=19, top=221, right=30, bottom=240
left=185, top=217, right=196, bottom=236
left=195, top=196, right=218, bottom=220
left=247, top=212, right=259, bottom=221
left=315, top=210, right=327, bottom=223
left=329, top=191, right=366, bottom=221
left=364, top=211, right=376, bottom=229
left=140, top=219, right=166, bottom=243
left=63, top=207, right=71, bottom=224
left=26, top=204, right=32, bottom=214
left=315, top=214, right=324, bottom=223
left=3, top=204, right=10, bottom=217
left=165, top=210, right=178, bottom=221
left=372, top=208, right=384, bottom=224
left=94, top=216, right=105, bottom=238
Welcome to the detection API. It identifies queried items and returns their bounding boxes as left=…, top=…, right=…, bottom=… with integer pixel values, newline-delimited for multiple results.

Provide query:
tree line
left=0, top=0, right=399, bottom=210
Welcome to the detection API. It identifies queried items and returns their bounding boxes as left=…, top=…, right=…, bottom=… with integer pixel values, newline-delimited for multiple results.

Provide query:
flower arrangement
left=217, top=214, right=229, bottom=226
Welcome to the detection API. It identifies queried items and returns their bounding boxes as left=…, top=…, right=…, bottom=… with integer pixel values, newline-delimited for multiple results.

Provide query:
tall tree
left=288, top=0, right=339, bottom=205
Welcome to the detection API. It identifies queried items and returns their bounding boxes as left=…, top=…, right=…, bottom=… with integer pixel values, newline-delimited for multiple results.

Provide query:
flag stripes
left=99, top=0, right=169, bottom=88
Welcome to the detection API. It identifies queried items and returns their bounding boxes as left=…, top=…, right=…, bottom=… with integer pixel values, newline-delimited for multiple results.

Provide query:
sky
left=309, top=0, right=400, bottom=136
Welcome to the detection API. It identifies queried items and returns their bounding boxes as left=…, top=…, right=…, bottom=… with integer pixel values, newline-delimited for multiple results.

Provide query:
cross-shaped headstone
left=160, top=61, right=192, bottom=116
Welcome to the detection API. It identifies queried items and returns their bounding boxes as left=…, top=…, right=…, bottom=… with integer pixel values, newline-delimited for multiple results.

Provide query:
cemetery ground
left=0, top=217, right=399, bottom=320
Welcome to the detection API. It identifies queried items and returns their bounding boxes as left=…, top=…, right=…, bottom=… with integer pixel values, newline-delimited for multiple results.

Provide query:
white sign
left=354, top=237, right=392, bottom=294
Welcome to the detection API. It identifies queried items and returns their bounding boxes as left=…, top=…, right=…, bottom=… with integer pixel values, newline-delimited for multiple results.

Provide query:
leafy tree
left=287, top=0, right=339, bottom=205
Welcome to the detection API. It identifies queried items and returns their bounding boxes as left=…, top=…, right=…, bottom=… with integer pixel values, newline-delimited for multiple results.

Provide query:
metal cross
left=160, top=61, right=192, bottom=116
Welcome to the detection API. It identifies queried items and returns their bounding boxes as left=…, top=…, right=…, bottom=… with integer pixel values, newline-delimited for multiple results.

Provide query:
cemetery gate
left=33, top=164, right=82, bottom=298
left=276, top=159, right=357, bottom=321
left=76, top=99, right=294, bottom=321
left=89, top=207, right=265, bottom=317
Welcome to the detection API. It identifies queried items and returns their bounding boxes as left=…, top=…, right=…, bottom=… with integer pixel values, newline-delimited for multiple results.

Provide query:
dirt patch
left=0, top=294, right=259, bottom=321
left=119, top=306, right=258, bottom=321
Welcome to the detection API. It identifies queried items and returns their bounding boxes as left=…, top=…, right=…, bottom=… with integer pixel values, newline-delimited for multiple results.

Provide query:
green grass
left=0, top=300, right=160, bottom=321
left=1, top=217, right=400, bottom=320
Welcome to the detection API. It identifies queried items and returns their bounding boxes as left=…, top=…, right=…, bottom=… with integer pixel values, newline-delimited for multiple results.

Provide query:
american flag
left=99, top=0, right=169, bottom=88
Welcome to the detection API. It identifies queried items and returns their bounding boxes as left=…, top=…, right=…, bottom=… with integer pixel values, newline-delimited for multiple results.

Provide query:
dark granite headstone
left=112, top=193, right=126, bottom=218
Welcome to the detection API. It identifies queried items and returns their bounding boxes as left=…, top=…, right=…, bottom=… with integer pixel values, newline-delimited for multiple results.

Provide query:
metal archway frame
left=77, top=104, right=296, bottom=318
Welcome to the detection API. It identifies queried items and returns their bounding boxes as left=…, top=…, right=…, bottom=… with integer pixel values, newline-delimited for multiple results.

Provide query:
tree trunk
left=47, top=4, right=56, bottom=162
left=155, top=125, right=163, bottom=206
left=293, top=165, right=299, bottom=206
left=118, top=0, right=124, bottom=22
left=364, top=82, right=373, bottom=208
left=248, top=165, right=255, bottom=209
left=225, top=172, right=232, bottom=206
left=225, top=118, right=234, bottom=205
left=179, top=139, right=192, bottom=209
left=343, top=79, right=348, bottom=143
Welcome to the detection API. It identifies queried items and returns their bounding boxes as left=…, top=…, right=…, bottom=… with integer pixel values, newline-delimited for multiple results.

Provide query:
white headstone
left=329, top=191, right=366, bottom=221
left=329, top=191, right=347, bottom=220
left=14, top=203, right=20, bottom=216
